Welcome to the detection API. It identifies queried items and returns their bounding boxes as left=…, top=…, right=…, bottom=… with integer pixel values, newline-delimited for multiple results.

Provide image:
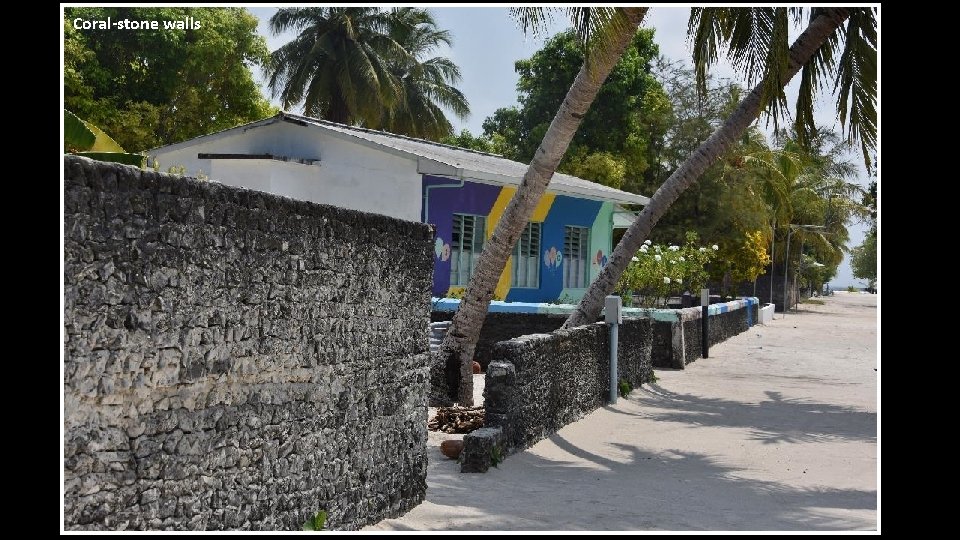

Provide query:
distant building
left=150, top=113, right=649, bottom=302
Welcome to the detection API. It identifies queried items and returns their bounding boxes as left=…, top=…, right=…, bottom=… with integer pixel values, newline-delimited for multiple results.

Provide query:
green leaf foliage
left=689, top=8, right=877, bottom=173
left=616, top=233, right=716, bottom=307
left=439, top=129, right=512, bottom=156
left=266, top=7, right=469, bottom=141
left=82, top=119, right=126, bottom=153
left=65, top=109, right=146, bottom=167
left=850, top=233, right=876, bottom=287
left=302, top=510, right=327, bottom=531
left=625, top=62, right=865, bottom=296
left=64, top=109, right=95, bottom=152
left=564, top=151, right=626, bottom=189
left=480, top=28, right=666, bottom=194
left=490, top=445, right=504, bottom=468
left=74, top=152, right=146, bottom=168
left=64, top=7, right=275, bottom=151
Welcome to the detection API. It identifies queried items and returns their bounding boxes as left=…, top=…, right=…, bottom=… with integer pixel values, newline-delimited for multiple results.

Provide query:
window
left=511, top=222, right=541, bottom=288
left=564, top=226, right=589, bottom=288
left=450, top=214, right=486, bottom=286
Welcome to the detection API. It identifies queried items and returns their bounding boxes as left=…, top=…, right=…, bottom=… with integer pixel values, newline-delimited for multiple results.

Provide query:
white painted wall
left=759, top=304, right=775, bottom=325
left=149, top=121, right=425, bottom=222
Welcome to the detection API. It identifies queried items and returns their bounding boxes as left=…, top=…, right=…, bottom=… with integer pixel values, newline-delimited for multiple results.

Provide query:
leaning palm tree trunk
left=564, top=8, right=851, bottom=328
left=438, top=7, right=648, bottom=406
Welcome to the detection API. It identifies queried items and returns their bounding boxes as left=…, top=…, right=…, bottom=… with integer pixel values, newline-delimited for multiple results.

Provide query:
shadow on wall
left=482, top=319, right=653, bottom=459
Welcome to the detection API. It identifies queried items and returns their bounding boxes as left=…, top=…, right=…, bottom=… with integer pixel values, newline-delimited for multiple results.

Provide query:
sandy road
left=369, top=292, right=878, bottom=531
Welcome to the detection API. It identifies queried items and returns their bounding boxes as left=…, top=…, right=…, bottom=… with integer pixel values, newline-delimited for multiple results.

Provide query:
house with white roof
left=149, top=112, right=649, bottom=303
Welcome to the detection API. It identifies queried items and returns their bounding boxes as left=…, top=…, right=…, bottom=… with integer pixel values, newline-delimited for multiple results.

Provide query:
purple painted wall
left=423, top=176, right=501, bottom=296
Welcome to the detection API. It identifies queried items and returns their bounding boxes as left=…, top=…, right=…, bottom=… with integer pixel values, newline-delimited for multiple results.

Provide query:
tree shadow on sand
left=375, top=432, right=875, bottom=531
left=636, top=386, right=876, bottom=445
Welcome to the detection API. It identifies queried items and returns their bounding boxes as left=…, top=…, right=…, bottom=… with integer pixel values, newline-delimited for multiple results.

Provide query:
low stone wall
left=453, top=298, right=755, bottom=471
left=430, top=311, right=568, bottom=369
left=708, top=304, right=752, bottom=345
left=428, top=312, right=570, bottom=404
left=649, top=298, right=759, bottom=369
left=430, top=299, right=757, bottom=402
left=63, top=157, right=434, bottom=530
left=759, top=303, right=775, bottom=324
left=478, top=318, right=652, bottom=464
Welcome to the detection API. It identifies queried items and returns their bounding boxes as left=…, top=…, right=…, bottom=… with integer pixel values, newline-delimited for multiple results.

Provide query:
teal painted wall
left=560, top=202, right=614, bottom=302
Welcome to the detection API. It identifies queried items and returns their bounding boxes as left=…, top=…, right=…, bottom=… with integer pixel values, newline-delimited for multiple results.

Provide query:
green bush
left=490, top=444, right=504, bottom=468
left=302, top=510, right=327, bottom=531
left=616, top=231, right=717, bottom=308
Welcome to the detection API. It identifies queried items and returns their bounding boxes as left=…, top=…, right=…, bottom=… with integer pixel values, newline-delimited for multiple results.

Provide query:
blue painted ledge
left=432, top=297, right=760, bottom=324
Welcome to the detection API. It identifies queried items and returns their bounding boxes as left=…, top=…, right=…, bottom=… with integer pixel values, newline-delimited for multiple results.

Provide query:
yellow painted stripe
left=485, top=188, right=558, bottom=300
left=494, top=257, right=512, bottom=300
left=486, top=188, right=556, bottom=234
left=487, top=187, right=516, bottom=298
left=486, top=187, right=516, bottom=238
left=531, top=192, right=556, bottom=221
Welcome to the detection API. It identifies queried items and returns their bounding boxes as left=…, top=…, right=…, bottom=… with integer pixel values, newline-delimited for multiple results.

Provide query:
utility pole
left=783, top=225, right=824, bottom=318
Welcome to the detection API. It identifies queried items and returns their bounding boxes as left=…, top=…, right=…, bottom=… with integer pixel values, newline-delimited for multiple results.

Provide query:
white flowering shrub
left=616, top=232, right=715, bottom=307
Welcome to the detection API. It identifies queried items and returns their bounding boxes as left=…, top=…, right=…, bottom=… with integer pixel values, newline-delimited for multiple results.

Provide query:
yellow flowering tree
left=711, top=230, right=771, bottom=295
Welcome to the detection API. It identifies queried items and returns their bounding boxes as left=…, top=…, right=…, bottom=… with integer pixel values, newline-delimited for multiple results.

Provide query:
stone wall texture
left=430, top=311, right=568, bottom=370
left=483, top=318, right=652, bottom=453
left=63, top=157, right=434, bottom=530
left=429, top=312, right=569, bottom=404
left=650, top=301, right=759, bottom=369
left=708, top=306, right=754, bottom=346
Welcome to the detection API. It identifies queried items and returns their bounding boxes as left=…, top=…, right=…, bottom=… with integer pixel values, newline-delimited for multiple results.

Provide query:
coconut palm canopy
left=689, top=7, right=877, bottom=172
left=266, top=7, right=470, bottom=140
left=566, top=7, right=876, bottom=327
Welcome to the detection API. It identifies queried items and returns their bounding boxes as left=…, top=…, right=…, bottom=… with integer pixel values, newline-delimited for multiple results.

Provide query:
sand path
left=370, top=292, right=878, bottom=531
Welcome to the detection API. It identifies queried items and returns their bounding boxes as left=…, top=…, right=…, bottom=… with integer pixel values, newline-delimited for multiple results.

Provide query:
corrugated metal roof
left=282, top=113, right=650, bottom=206
left=150, top=112, right=650, bottom=205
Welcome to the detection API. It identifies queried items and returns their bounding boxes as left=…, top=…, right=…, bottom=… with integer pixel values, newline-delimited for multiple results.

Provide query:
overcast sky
left=248, top=6, right=873, bottom=289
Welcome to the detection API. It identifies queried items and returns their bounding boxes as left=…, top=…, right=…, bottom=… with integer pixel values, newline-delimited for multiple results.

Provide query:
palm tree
left=266, top=7, right=469, bottom=136
left=748, top=128, right=866, bottom=304
left=779, top=130, right=869, bottom=271
left=437, top=7, right=649, bottom=405
left=266, top=7, right=404, bottom=124
left=382, top=8, right=470, bottom=140
left=564, top=7, right=876, bottom=328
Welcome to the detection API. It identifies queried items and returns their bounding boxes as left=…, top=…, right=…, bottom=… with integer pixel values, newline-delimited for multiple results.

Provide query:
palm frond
left=690, top=8, right=792, bottom=129
left=794, top=12, right=839, bottom=147
left=689, top=7, right=728, bottom=97
left=691, top=7, right=876, bottom=171
left=510, top=7, right=557, bottom=39
left=266, top=6, right=467, bottom=133
left=834, top=8, right=877, bottom=173
left=510, top=7, right=638, bottom=62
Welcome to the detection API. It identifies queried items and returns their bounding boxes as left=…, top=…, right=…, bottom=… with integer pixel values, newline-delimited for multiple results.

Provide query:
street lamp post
left=783, top=225, right=824, bottom=318
left=769, top=221, right=776, bottom=317
left=809, top=261, right=825, bottom=296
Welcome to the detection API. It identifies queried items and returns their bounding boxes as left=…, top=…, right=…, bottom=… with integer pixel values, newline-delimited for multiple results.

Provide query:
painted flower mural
left=593, top=249, right=608, bottom=268
left=434, top=236, right=450, bottom=261
left=544, top=246, right=562, bottom=269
